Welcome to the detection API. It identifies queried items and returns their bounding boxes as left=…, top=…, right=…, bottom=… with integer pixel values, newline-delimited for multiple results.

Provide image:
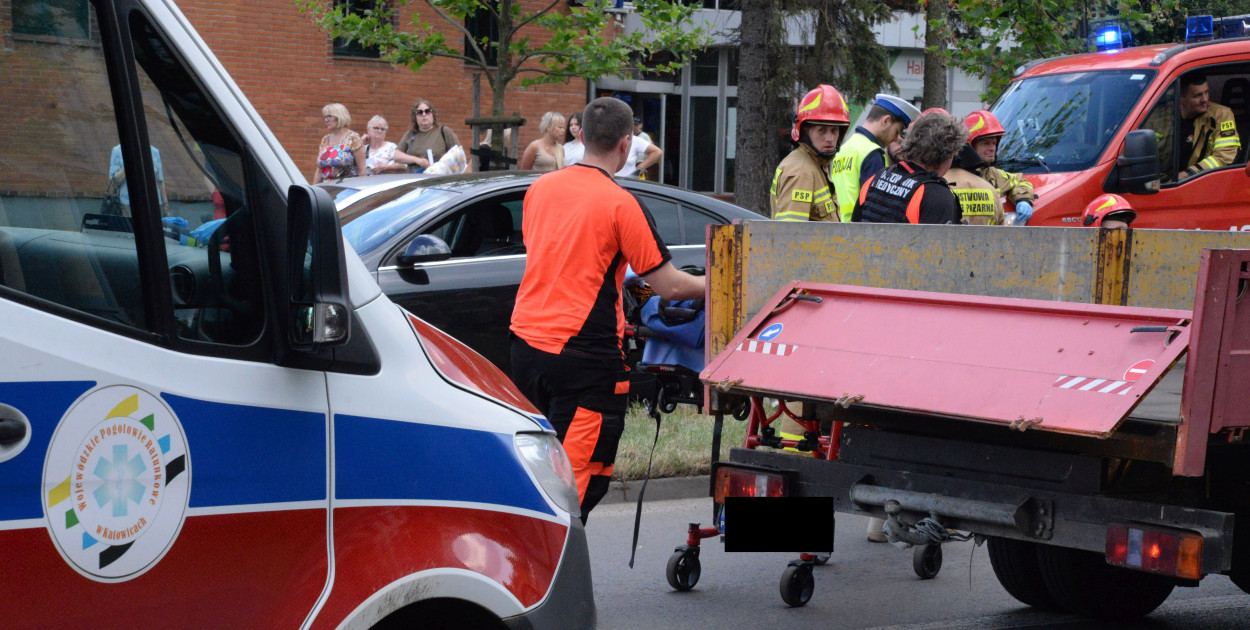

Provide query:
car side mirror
left=287, top=184, right=350, bottom=349
left=397, top=234, right=452, bottom=266
left=1106, top=129, right=1160, bottom=195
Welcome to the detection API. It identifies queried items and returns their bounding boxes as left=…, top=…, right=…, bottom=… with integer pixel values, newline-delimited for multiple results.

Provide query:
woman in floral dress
left=311, top=103, right=366, bottom=184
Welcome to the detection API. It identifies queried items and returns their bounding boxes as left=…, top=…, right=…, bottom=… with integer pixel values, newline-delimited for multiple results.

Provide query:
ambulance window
left=127, top=13, right=265, bottom=346
left=0, top=1, right=148, bottom=328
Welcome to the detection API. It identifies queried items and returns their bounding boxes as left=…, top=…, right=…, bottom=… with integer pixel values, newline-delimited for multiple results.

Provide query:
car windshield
left=992, top=69, right=1155, bottom=173
left=340, top=186, right=457, bottom=255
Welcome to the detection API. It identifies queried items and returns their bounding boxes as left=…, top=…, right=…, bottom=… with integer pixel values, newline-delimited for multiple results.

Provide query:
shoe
left=866, top=516, right=886, bottom=543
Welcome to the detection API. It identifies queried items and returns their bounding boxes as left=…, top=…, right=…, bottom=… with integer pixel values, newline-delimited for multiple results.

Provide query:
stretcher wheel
left=666, top=550, right=701, bottom=591
left=913, top=544, right=942, bottom=579
left=779, top=562, right=814, bottom=607
left=812, top=553, right=830, bottom=565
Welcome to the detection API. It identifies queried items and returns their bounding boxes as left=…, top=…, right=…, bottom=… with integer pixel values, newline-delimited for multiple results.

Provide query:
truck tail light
left=1106, top=524, right=1203, bottom=580
left=713, top=466, right=787, bottom=504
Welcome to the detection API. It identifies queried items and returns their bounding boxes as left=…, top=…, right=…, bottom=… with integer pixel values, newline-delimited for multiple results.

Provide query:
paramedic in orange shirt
left=510, top=97, right=704, bottom=522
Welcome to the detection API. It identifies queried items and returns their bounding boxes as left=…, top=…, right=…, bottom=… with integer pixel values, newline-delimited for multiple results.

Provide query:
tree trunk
left=922, top=0, right=948, bottom=111
left=734, top=0, right=772, bottom=216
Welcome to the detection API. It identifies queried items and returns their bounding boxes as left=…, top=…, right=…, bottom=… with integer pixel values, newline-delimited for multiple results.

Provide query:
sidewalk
left=599, top=475, right=709, bottom=505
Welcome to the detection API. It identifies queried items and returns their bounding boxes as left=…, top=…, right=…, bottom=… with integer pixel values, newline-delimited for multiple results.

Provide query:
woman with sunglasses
left=395, top=100, right=467, bottom=173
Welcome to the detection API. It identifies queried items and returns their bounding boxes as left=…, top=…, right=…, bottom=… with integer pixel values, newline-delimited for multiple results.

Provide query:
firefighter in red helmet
left=963, top=110, right=1038, bottom=224
left=1083, top=194, right=1137, bottom=229
left=771, top=85, right=850, bottom=222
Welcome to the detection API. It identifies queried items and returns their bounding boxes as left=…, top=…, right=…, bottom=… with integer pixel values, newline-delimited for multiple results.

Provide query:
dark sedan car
left=320, top=172, right=761, bottom=372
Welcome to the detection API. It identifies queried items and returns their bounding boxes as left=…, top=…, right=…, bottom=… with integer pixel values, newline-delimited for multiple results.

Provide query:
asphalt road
left=585, top=498, right=1249, bottom=630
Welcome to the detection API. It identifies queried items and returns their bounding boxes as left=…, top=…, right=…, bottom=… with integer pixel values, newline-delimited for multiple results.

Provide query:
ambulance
left=991, top=18, right=1250, bottom=229
left=0, top=0, right=592, bottom=627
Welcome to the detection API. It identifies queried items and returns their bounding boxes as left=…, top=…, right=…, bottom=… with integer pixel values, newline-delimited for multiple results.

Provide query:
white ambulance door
left=0, top=1, right=332, bottom=626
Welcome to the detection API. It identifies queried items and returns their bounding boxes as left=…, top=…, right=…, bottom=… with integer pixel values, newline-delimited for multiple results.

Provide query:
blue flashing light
left=1092, top=24, right=1132, bottom=52
left=1219, top=15, right=1250, bottom=38
left=1187, top=15, right=1215, bottom=42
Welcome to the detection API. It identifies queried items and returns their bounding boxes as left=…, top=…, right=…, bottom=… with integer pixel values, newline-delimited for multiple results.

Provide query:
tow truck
left=696, top=220, right=1250, bottom=620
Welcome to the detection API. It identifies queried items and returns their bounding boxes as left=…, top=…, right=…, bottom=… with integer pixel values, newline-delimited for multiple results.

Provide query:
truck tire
left=985, top=537, right=1059, bottom=610
left=1036, top=544, right=1174, bottom=620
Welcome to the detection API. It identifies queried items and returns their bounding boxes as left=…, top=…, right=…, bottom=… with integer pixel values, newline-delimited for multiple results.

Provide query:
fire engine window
left=0, top=1, right=147, bottom=329
left=1140, top=65, right=1250, bottom=185
left=1140, top=83, right=1179, bottom=183
left=128, top=12, right=265, bottom=346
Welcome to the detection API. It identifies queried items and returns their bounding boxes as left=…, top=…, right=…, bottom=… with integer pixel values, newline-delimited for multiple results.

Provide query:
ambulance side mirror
left=287, top=184, right=350, bottom=350
left=1107, top=129, right=1161, bottom=195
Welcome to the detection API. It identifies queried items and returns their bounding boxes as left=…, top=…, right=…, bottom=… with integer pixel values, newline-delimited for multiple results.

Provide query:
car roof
left=334, top=170, right=762, bottom=220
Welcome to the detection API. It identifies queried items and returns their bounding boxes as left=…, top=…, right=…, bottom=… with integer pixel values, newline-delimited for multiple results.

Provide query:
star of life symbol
left=43, top=386, right=189, bottom=582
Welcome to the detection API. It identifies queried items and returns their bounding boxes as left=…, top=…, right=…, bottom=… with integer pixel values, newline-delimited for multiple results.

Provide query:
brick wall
left=177, top=0, right=590, bottom=175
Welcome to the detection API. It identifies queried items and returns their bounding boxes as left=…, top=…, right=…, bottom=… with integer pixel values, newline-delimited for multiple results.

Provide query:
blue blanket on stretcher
left=639, top=297, right=705, bottom=373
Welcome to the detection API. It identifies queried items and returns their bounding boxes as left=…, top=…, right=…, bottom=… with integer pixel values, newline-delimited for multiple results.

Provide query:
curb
left=600, top=475, right=710, bottom=505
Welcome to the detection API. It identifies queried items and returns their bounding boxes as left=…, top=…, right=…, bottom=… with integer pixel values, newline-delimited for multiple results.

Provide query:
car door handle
left=0, top=416, right=26, bottom=446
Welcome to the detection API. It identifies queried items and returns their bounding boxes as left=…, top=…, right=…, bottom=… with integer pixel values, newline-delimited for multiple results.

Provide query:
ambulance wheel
left=1036, top=544, right=1174, bottom=620
left=779, top=563, right=814, bottom=607
left=913, top=544, right=942, bottom=579
left=666, top=550, right=701, bottom=591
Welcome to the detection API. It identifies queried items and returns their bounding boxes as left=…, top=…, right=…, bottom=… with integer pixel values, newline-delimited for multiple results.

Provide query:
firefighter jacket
left=974, top=164, right=1036, bottom=206
left=946, top=145, right=1004, bottom=225
left=1185, top=102, right=1240, bottom=176
left=854, top=161, right=962, bottom=225
left=829, top=128, right=888, bottom=222
left=770, top=143, right=837, bottom=222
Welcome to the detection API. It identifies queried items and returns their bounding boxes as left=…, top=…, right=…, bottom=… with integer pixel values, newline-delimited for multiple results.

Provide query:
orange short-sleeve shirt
left=510, top=164, right=671, bottom=356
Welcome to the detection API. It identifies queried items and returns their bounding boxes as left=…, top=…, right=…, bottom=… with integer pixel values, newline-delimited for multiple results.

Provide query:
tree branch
left=508, top=48, right=572, bottom=75
left=421, top=0, right=491, bottom=66
left=514, top=0, right=563, bottom=33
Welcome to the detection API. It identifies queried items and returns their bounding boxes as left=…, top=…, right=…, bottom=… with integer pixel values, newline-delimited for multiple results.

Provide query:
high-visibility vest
left=829, top=131, right=888, bottom=222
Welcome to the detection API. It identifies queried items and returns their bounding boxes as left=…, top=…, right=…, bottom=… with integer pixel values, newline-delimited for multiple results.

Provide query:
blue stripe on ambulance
left=334, top=414, right=554, bottom=516
left=162, top=393, right=326, bottom=507
left=0, top=381, right=96, bottom=521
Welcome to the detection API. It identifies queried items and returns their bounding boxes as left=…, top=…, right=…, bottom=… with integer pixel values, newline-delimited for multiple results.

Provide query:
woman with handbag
left=395, top=99, right=469, bottom=173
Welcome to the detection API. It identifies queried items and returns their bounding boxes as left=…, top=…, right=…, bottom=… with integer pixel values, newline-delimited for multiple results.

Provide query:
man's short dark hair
left=1182, top=72, right=1208, bottom=92
left=582, top=97, right=634, bottom=154
left=864, top=104, right=895, bottom=123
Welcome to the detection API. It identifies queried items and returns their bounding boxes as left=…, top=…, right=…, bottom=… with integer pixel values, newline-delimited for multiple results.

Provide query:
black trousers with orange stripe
left=511, top=336, right=629, bottom=524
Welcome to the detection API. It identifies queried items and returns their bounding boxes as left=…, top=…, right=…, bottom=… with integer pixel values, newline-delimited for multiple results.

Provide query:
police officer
left=963, top=110, right=1038, bottom=224
left=854, top=111, right=966, bottom=224
left=1178, top=73, right=1241, bottom=180
left=770, top=85, right=850, bottom=222
left=829, top=94, right=922, bottom=222
left=945, top=144, right=1004, bottom=225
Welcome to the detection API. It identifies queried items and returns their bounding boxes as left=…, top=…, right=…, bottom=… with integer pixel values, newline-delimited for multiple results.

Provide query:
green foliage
left=296, top=0, right=709, bottom=117
left=931, top=0, right=1176, bottom=102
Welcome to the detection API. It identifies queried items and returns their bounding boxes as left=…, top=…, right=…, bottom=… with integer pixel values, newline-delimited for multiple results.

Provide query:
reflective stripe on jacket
left=945, top=167, right=1004, bottom=225
left=770, top=144, right=837, bottom=222
left=1186, top=102, right=1240, bottom=175
left=829, top=130, right=887, bottom=222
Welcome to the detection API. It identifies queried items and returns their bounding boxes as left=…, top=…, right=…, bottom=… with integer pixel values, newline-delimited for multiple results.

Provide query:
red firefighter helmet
left=791, top=85, right=850, bottom=142
left=964, top=110, right=1006, bottom=144
left=922, top=107, right=950, bottom=116
left=1082, top=194, right=1137, bottom=227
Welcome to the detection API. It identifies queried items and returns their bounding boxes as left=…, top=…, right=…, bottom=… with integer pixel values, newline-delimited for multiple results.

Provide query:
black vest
left=856, top=162, right=948, bottom=224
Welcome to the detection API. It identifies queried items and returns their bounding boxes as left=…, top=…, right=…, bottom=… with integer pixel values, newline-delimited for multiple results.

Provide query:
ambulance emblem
left=42, top=386, right=190, bottom=582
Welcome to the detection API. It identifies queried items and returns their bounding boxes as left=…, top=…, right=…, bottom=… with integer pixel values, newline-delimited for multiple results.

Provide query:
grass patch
left=612, top=403, right=748, bottom=481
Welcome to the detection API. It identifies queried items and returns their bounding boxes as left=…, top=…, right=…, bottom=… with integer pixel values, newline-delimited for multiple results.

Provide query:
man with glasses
left=829, top=94, right=921, bottom=222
